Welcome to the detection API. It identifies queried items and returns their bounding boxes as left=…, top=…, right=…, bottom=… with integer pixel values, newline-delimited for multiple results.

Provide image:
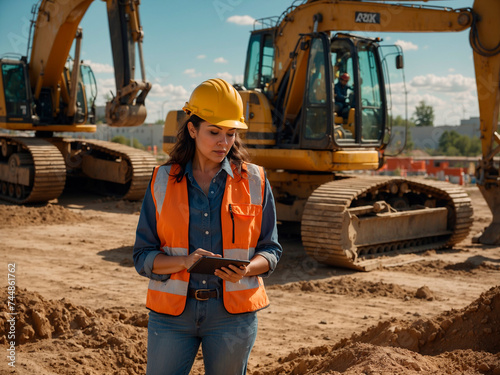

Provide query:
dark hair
left=165, top=115, right=250, bottom=182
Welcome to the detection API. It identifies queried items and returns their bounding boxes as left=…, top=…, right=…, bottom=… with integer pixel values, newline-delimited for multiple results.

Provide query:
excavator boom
left=471, top=0, right=500, bottom=244
left=270, top=1, right=472, bottom=97
left=25, top=0, right=151, bottom=129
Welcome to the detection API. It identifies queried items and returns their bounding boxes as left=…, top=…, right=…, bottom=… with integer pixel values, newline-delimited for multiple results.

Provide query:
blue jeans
left=146, top=296, right=258, bottom=375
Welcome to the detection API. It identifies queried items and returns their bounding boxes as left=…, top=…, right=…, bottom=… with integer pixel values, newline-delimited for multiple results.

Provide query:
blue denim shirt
left=133, top=158, right=282, bottom=291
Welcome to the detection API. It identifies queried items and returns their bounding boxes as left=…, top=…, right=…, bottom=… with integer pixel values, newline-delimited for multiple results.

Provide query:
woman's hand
left=214, top=264, right=248, bottom=283
left=214, top=255, right=269, bottom=282
left=184, top=248, right=220, bottom=270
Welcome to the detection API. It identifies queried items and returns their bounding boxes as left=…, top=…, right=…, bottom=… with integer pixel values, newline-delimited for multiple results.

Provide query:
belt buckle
left=194, top=289, right=210, bottom=301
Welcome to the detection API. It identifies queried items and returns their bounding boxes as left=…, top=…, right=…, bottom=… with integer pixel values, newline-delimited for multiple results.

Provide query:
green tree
left=437, top=130, right=481, bottom=156
left=390, top=115, right=415, bottom=127
left=111, top=135, right=145, bottom=150
left=405, top=130, right=415, bottom=152
left=412, top=101, right=434, bottom=127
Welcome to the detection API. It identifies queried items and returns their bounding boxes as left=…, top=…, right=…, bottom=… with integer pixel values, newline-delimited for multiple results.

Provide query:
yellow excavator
left=0, top=0, right=157, bottom=204
left=164, top=0, right=499, bottom=270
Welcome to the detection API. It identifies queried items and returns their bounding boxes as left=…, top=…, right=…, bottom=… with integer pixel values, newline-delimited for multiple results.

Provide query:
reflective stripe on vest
left=146, top=162, right=269, bottom=315
left=146, top=164, right=189, bottom=316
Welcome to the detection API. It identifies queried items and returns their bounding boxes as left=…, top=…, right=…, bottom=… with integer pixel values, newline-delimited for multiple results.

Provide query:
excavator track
left=0, top=136, right=157, bottom=204
left=62, top=138, right=158, bottom=201
left=301, top=176, right=473, bottom=271
left=0, top=136, right=66, bottom=204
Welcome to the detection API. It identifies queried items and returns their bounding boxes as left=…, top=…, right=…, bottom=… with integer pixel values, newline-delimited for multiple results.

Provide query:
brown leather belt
left=188, top=288, right=220, bottom=301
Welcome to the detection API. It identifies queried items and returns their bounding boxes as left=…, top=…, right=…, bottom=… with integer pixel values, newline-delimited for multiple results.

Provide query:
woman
left=133, top=78, right=282, bottom=375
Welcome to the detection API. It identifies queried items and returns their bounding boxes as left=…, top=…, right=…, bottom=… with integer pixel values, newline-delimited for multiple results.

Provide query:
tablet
left=187, top=256, right=250, bottom=274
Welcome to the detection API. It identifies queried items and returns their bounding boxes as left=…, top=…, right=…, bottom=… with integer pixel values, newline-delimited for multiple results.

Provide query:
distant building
left=64, top=122, right=165, bottom=151
left=460, top=116, right=480, bottom=127
left=62, top=105, right=165, bottom=151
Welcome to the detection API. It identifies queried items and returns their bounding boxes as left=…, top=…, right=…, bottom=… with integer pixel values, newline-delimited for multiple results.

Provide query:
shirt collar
left=221, top=158, right=234, bottom=178
left=184, top=157, right=234, bottom=179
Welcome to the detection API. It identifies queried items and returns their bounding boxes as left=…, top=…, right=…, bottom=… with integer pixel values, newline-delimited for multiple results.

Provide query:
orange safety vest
left=146, top=162, right=270, bottom=315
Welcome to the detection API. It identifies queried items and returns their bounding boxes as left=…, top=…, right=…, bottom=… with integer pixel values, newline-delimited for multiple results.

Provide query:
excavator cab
left=299, top=33, right=403, bottom=150
left=0, top=59, right=31, bottom=123
left=241, top=30, right=404, bottom=153
left=0, top=57, right=97, bottom=127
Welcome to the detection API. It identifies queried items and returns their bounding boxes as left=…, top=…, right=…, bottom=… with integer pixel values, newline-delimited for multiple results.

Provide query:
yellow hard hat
left=182, top=78, right=247, bottom=129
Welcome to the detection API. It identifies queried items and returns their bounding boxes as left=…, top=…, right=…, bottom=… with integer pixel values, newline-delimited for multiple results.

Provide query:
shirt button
left=202, top=280, right=207, bottom=285
left=210, top=191, right=214, bottom=194
left=212, top=179, right=216, bottom=183
left=204, top=212, right=208, bottom=217
left=205, top=230, right=209, bottom=235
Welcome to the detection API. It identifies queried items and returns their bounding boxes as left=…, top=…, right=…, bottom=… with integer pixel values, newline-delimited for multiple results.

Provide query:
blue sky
left=1, top=0, right=477, bottom=125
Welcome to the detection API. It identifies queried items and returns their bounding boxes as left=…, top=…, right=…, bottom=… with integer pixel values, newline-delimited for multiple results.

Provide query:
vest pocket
left=227, top=203, right=262, bottom=248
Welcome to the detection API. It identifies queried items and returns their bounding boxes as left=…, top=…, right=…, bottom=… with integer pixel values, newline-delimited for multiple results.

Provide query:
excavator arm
left=27, top=0, right=150, bottom=129
left=104, top=0, right=151, bottom=126
left=470, top=0, right=500, bottom=244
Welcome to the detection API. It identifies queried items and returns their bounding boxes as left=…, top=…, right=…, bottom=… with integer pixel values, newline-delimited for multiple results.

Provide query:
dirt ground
left=1, top=185, right=499, bottom=374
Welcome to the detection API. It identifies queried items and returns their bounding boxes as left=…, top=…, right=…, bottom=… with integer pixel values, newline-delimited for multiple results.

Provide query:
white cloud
left=95, top=78, right=116, bottom=104
left=196, top=54, right=206, bottom=59
left=149, top=83, right=189, bottom=99
left=234, top=74, right=244, bottom=85
left=216, top=72, right=234, bottom=82
left=183, top=68, right=202, bottom=78
left=226, top=15, right=255, bottom=26
left=384, top=76, right=479, bottom=125
left=394, top=40, right=418, bottom=52
left=84, top=60, right=114, bottom=74
left=410, top=74, right=475, bottom=93
left=214, top=57, right=228, bottom=64
left=148, top=84, right=190, bottom=118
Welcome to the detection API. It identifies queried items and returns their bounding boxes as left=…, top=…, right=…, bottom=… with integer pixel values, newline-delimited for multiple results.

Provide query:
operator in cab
left=334, top=72, right=353, bottom=119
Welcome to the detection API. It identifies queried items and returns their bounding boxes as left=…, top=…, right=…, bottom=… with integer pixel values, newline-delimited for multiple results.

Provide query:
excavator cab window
left=331, top=38, right=357, bottom=144
left=357, top=40, right=386, bottom=144
left=1, top=60, right=29, bottom=120
left=80, top=64, right=97, bottom=124
left=301, top=35, right=333, bottom=148
left=330, top=37, right=388, bottom=148
left=300, top=36, right=358, bottom=149
left=244, top=31, right=274, bottom=92
left=379, top=44, right=406, bottom=150
left=300, top=35, right=389, bottom=149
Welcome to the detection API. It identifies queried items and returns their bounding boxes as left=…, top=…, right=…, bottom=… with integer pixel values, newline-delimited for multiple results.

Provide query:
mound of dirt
left=253, top=286, right=500, bottom=375
left=254, top=343, right=498, bottom=375
left=0, top=289, right=148, bottom=375
left=268, top=277, right=416, bottom=300
left=0, top=203, right=88, bottom=226
left=393, top=258, right=500, bottom=276
left=92, top=197, right=143, bottom=214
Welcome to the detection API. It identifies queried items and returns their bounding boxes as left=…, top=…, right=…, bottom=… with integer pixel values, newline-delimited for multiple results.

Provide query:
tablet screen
left=187, top=256, right=250, bottom=274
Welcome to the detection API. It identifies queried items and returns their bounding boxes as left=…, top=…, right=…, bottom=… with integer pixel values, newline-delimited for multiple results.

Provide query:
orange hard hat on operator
left=182, top=78, right=247, bottom=129
left=340, top=73, right=350, bottom=81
